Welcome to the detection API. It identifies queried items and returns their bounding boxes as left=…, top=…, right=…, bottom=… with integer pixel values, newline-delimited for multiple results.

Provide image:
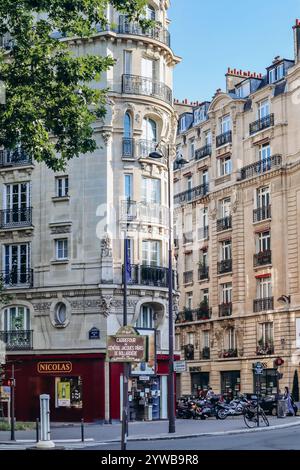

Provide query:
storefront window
left=55, top=377, right=82, bottom=408
left=221, top=371, right=241, bottom=400
left=253, top=369, right=277, bottom=396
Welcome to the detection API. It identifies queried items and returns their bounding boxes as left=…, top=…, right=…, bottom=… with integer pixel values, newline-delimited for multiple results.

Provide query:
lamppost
left=149, top=145, right=187, bottom=433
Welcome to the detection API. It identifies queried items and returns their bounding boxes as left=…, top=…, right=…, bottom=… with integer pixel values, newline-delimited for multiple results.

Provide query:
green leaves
left=0, top=0, right=147, bottom=170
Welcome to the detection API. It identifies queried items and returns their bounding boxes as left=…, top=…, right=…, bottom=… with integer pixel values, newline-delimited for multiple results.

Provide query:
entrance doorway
left=221, top=371, right=241, bottom=400
left=191, top=372, right=210, bottom=397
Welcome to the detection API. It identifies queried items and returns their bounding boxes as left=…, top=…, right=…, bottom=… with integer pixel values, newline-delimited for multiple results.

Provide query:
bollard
left=36, top=418, right=39, bottom=443
left=81, top=418, right=84, bottom=443
left=36, top=394, right=55, bottom=449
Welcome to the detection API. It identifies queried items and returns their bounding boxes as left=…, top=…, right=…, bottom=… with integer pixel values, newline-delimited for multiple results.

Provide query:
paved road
left=86, top=427, right=300, bottom=451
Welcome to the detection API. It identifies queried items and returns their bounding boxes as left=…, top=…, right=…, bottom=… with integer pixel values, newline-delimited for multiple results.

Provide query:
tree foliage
left=292, top=369, right=299, bottom=402
left=0, top=0, right=149, bottom=171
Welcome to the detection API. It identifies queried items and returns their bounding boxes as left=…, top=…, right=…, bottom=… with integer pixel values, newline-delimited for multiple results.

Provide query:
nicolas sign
left=107, top=326, right=146, bottom=363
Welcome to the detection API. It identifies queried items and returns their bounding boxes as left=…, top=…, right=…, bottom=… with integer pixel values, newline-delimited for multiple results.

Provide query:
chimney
left=294, top=19, right=300, bottom=62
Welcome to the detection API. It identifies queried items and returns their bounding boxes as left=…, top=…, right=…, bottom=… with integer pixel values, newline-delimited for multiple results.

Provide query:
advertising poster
left=57, top=381, right=71, bottom=407
left=131, top=329, right=156, bottom=376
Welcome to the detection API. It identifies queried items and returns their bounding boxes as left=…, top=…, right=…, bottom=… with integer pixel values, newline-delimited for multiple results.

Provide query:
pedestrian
left=284, top=387, right=295, bottom=416
left=206, top=387, right=214, bottom=399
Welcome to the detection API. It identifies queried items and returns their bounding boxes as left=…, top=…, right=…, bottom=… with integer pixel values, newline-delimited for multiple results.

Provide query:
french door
left=3, top=244, right=31, bottom=285
left=4, top=183, right=30, bottom=225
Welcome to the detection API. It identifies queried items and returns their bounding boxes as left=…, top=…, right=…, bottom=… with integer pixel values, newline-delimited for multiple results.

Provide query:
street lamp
left=149, top=145, right=187, bottom=433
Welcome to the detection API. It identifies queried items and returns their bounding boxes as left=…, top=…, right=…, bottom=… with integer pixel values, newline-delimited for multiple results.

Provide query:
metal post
left=36, top=418, right=39, bottom=443
left=257, top=374, right=260, bottom=427
left=10, top=364, right=15, bottom=441
left=121, top=236, right=129, bottom=451
left=167, top=145, right=175, bottom=434
left=81, top=418, right=84, bottom=442
left=37, top=394, right=55, bottom=448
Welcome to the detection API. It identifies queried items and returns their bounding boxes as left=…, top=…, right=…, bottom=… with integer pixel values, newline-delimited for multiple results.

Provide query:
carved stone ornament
left=101, top=233, right=112, bottom=258
left=101, top=131, right=112, bottom=146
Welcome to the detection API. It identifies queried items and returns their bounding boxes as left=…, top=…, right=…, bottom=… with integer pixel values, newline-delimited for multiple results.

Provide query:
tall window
left=220, top=240, right=232, bottom=261
left=200, top=249, right=208, bottom=267
left=124, top=112, right=132, bottom=139
left=55, top=239, right=69, bottom=260
left=56, top=176, right=69, bottom=198
left=225, top=328, right=236, bottom=350
left=142, top=117, right=157, bottom=142
left=259, top=322, right=273, bottom=345
left=269, top=64, right=284, bottom=84
left=2, top=306, right=30, bottom=331
left=220, top=198, right=231, bottom=218
left=256, top=231, right=271, bottom=253
left=124, top=174, right=133, bottom=200
left=259, top=143, right=271, bottom=161
left=204, top=130, right=212, bottom=146
left=189, top=139, right=195, bottom=160
left=136, top=305, right=154, bottom=329
left=220, top=115, right=231, bottom=134
left=257, top=276, right=272, bottom=299
left=219, top=156, right=232, bottom=176
left=184, top=253, right=193, bottom=272
left=221, top=283, right=232, bottom=304
left=258, top=99, right=270, bottom=119
left=201, top=288, right=209, bottom=305
left=141, top=177, right=161, bottom=204
left=142, top=240, right=161, bottom=266
left=203, top=331, right=210, bottom=349
left=186, top=292, right=193, bottom=310
left=3, top=243, right=30, bottom=285
left=202, top=170, right=209, bottom=186
left=257, top=187, right=270, bottom=208
left=146, top=4, right=156, bottom=20
left=124, top=50, right=132, bottom=75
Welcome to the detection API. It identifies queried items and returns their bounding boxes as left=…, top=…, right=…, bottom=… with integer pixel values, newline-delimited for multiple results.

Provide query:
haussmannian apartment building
left=0, top=0, right=181, bottom=423
left=173, top=20, right=300, bottom=399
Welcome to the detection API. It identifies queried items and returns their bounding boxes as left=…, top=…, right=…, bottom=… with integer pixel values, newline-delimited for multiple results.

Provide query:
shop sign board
left=38, top=361, right=72, bottom=374
left=107, top=326, right=146, bottom=363
left=174, top=361, right=187, bottom=373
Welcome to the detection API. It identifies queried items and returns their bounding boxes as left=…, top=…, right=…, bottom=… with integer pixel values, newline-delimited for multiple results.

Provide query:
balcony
left=254, top=250, right=272, bottom=267
left=198, top=265, right=209, bottom=281
left=174, top=183, right=209, bottom=205
left=124, top=264, right=173, bottom=288
left=217, top=216, right=232, bottom=232
left=201, top=347, right=211, bottom=360
left=120, top=200, right=138, bottom=222
left=256, top=341, right=274, bottom=356
left=122, top=138, right=134, bottom=159
left=118, top=16, right=171, bottom=47
left=253, top=205, right=271, bottom=223
left=120, top=200, right=169, bottom=225
left=218, top=259, right=232, bottom=274
left=219, top=303, right=232, bottom=317
left=137, top=139, right=163, bottom=161
left=0, top=149, right=32, bottom=168
left=240, top=155, right=282, bottom=180
left=198, top=226, right=209, bottom=240
left=253, top=297, right=274, bottom=312
left=183, top=271, right=193, bottom=284
left=0, top=208, right=32, bottom=229
left=220, top=349, right=238, bottom=359
left=249, top=113, right=274, bottom=135
left=1, top=269, right=33, bottom=288
left=184, top=344, right=194, bottom=360
left=176, top=304, right=211, bottom=324
left=216, top=131, right=232, bottom=148
left=122, top=74, right=172, bottom=105
left=195, top=144, right=212, bottom=160
left=0, top=330, right=33, bottom=350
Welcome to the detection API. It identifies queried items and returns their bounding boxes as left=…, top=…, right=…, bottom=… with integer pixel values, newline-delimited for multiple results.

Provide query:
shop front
left=221, top=370, right=241, bottom=399
left=6, top=353, right=105, bottom=422
left=191, top=371, right=210, bottom=396
left=253, top=368, right=278, bottom=396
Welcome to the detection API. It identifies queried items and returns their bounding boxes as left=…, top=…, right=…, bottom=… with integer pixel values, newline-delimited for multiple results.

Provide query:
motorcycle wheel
left=217, top=409, right=228, bottom=420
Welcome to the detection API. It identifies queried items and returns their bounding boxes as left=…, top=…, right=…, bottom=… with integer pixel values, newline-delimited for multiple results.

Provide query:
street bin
left=144, top=405, right=153, bottom=421
left=277, top=399, right=287, bottom=418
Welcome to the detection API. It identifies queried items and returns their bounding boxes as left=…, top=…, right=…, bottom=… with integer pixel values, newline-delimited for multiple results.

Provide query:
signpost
left=253, top=362, right=264, bottom=427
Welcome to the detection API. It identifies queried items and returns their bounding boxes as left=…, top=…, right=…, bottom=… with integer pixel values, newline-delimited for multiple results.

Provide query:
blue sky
left=169, top=0, right=300, bottom=102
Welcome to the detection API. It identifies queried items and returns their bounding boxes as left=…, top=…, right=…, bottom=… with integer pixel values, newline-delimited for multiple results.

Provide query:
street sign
left=254, top=362, right=264, bottom=375
left=106, top=326, right=146, bottom=363
left=174, top=361, right=187, bottom=373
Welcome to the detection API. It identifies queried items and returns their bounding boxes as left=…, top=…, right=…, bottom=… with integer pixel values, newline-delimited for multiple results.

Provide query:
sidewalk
left=0, top=416, right=300, bottom=447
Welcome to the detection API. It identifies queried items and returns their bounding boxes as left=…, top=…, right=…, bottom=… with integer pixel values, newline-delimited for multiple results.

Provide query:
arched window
left=3, top=306, right=30, bottom=331
left=124, top=112, right=132, bottom=139
left=136, top=305, right=154, bottom=329
left=142, top=118, right=157, bottom=142
left=55, top=302, right=67, bottom=326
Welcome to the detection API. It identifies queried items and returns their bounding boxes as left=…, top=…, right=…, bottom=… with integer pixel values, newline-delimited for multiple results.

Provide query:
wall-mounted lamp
left=277, top=295, right=291, bottom=305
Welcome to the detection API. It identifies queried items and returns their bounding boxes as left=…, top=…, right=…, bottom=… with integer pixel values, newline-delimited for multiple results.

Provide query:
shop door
left=221, top=371, right=241, bottom=399
left=150, top=378, right=160, bottom=420
left=191, top=372, right=209, bottom=396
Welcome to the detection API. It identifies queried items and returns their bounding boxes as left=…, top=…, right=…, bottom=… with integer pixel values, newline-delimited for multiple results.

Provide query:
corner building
left=174, top=21, right=300, bottom=400
left=0, top=1, right=180, bottom=422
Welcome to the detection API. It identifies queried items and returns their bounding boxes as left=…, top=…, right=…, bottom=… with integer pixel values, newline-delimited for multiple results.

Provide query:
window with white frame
left=199, top=249, right=208, bottom=267
left=220, top=198, right=231, bottom=218
left=259, top=322, right=273, bottom=346
left=184, top=253, right=193, bottom=272
left=186, top=292, right=193, bottom=309
left=219, top=155, right=232, bottom=176
left=259, top=143, right=271, bottom=161
left=220, top=115, right=231, bottom=134
left=3, top=243, right=30, bottom=284
left=5, top=182, right=30, bottom=211
left=236, top=80, right=250, bottom=98
left=194, top=105, right=208, bottom=125
left=221, top=283, right=232, bottom=304
left=269, top=63, right=284, bottom=84
left=258, top=99, right=270, bottom=119
left=55, top=239, right=68, bottom=260
left=2, top=306, right=30, bottom=331
left=202, top=169, right=209, bottom=185
left=256, top=276, right=272, bottom=299
left=142, top=240, right=161, bottom=266
left=220, top=240, right=232, bottom=261
left=203, top=330, right=210, bottom=349
left=141, top=177, right=161, bottom=204
left=201, top=288, right=209, bottom=305
left=204, top=130, right=212, bottom=146
left=225, top=327, right=236, bottom=350
left=124, top=50, right=132, bottom=75
left=56, top=176, right=69, bottom=198
left=187, top=331, right=194, bottom=345
left=256, top=231, right=271, bottom=253
left=136, top=305, right=154, bottom=329
left=179, top=115, right=187, bottom=133
left=256, top=186, right=270, bottom=208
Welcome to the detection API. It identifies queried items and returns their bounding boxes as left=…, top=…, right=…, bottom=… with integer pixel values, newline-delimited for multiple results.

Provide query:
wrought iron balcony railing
left=122, top=138, right=134, bottom=158
left=138, top=139, right=159, bottom=159
left=0, top=207, right=32, bottom=229
left=218, top=259, right=232, bottom=274
left=253, top=250, right=272, bottom=267
left=0, top=149, right=32, bottom=168
left=253, top=205, right=271, bottom=223
left=122, top=74, right=172, bottom=105
left=118, top=16, right=171, bottom=47
left=201, top=347, right=211, bottom=360
left=253, top=297, right=274, bottom=312
left=120, top=200, right=138, bottom=222
left=0, top=269, right=33, bottom=287
left=195, top=144, right=212, bottom=160
left=240, top=155, right=282, bottom=180
left=123, top=264, right=174, bottom=288
left=0, top=330, right=33, bottom=350
left=174, top=183, right=209, bottom=205
left=220, top=348, right=238, bottom=359
left=217, top=216, right=232, bottom=232
left=250, top=113, right=274, bottom=135
left=176, top=306, right=212, bottom=323
left=183, top=271, right=193, bottom=284
left=120, top=200, right=169, bottom=225
left=198, top=265, right=209, bottom=281
left=256, top=342, right=274, bottom=356
left=219, top=303, right=232, bottom=317
left=183, top=344, right=194, bottom=360
left=198, top=226, right=209, bottom=240
left=216, top=130, right=232, bottom=148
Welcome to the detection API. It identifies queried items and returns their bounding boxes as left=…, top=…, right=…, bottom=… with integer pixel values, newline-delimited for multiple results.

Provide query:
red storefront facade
left=6, top=353, right=106, bottom=423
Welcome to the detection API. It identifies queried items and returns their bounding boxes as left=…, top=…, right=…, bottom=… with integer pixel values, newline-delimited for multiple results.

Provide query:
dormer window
left=236, top=80, right=250, bottom=98
left=269, top=63, right=284, bottom=84
left=193, top=103, right=209, bottom=125
left=179, top=113, right=193, bottom=133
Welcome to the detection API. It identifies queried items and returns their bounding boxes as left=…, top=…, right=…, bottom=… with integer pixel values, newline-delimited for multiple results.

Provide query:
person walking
left=284, top=387, right=295, bottom=416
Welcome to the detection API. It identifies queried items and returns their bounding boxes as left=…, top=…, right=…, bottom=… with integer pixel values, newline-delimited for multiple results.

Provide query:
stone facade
left=174, top=21, right=300, bottom=399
